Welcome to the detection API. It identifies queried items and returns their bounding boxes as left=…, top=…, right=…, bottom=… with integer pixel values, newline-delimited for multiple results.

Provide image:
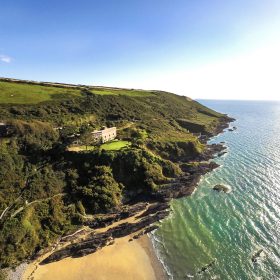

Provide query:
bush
left=75, top=166, right=123, bottom=213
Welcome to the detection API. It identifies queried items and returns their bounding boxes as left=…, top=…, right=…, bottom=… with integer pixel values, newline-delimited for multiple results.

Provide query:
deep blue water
left=151, top=100, right=280, bottom=280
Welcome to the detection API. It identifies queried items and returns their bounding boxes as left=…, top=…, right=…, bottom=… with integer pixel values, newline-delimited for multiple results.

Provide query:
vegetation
left=0, top=270, right=7, bottom=280
left=68, top=145, right=96, bottom=152
left=75, top=166, right=123, bottom=213
left=100, top=140, right=131, bottom=151
left=0, top=78, right=227, bottom=268
left=90, top=87, right=154, bottom=97
left=0, top=81, right=82, bottom=104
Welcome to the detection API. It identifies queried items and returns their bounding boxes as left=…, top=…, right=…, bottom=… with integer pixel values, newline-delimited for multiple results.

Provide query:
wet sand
left=23, top=235, right=167, bottom=280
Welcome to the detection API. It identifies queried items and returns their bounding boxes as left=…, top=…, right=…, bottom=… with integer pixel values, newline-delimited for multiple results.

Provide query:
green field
left=0, top=81, right=82, bottom=104
left=90, top=88, right=154, bottom=97
left=100, top=140, right=131, bottom=151
left=67, top=145, right=96, bottom=152
left=68, top=141, right=131, bottom=152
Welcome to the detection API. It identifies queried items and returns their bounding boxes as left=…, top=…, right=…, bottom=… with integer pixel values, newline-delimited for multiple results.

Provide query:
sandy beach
left=23, top=234, right=167, bottom=280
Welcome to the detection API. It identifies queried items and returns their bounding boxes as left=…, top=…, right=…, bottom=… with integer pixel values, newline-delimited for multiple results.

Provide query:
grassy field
left=0, top=80, right=154, bottom=104
left=0, top=81, right=82, bottom=104
left=67, top=145, right=96, bottom=152
left=68, top=141, right=131, bottom=152
left=100, top=140, right=131, bottom=151
left=90, top=88, right=154, bottom=97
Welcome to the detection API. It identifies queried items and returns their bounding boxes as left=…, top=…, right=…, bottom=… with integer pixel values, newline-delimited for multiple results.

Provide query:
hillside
left=0, top=78, right=232, bottom=269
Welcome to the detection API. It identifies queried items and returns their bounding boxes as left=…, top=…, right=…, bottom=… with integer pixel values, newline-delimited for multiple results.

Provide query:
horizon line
left=196, top=98, right=280, bottom=102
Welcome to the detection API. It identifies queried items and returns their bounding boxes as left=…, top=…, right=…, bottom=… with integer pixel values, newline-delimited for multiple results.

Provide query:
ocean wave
left=152, top=101, right=280, bottom=279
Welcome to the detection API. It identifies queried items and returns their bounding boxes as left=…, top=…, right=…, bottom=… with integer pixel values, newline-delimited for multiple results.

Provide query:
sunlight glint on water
left=151, top=100, right=280, bottom=280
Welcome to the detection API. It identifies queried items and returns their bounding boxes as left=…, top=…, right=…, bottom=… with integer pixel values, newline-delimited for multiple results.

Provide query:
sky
left=1, top=0, right=280, bottom=100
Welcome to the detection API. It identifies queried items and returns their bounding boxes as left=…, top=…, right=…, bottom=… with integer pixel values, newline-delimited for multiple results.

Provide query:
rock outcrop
left=213, top=184, right=231, bottom=193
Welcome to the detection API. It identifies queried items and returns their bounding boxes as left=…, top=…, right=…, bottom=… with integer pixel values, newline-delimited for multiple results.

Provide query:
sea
left=151, top=100, right=280, bottom=280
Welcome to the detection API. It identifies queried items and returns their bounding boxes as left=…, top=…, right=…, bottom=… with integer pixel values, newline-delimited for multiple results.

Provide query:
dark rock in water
left=213, top=184, right=231, bottom=193
left=251, top=249, right=265, bottom=263
left=217, top=151, right=227, bottom=157
left=197, top=259, right=216, bottom=275
left=228, top=126, right=237, bottom=132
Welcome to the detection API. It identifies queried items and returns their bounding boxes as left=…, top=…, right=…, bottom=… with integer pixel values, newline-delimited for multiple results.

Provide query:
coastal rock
left=157, top=159, right=221, bottom=201
left=228, top=126, right=237, bottom=132
left=83, top=203, right=148, bottom=229
left=136, top=203, right=169, bottom=218
left=197, top=259, right=216, bottom=275
left=213, top=116, right=234, bottom=133
left=217, top=151, right=227, bottom=157
left=40, top=210, right=169, bottom=265
left=213, top=184, right=231, bottom=193
left=198, top=143, right=227, bottom=161
left=251, top=249, right=266, bottom=263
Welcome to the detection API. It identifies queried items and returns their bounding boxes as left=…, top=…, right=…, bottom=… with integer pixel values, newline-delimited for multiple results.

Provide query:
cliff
left=0, top=78, right=233, bottom=268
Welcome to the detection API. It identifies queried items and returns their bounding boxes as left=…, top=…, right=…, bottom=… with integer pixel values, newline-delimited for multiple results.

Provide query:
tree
left=77, top=166, right=123, bottom=213
left=80, top=131, right=93, bottom=150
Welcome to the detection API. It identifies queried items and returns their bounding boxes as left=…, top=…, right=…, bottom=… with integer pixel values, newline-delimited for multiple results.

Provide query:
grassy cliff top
left=0, top=81, right=82, bottom=104
left=0, top=77, right=230, bottom=268
left=0, top=78, right=224, bottom=139
left=0, top=78, right=154, bottom=104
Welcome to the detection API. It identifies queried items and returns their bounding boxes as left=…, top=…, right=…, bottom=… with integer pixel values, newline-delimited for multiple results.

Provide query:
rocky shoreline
left=32, top=116, right=234, bottom=266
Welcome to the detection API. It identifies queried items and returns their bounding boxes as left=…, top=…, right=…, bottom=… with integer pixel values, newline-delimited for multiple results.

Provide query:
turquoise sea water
left=151, top=100, right=280, bottom=280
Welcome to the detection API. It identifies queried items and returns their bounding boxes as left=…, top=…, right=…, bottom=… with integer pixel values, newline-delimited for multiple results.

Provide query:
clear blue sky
left=1, top=0, right=280, bottom=99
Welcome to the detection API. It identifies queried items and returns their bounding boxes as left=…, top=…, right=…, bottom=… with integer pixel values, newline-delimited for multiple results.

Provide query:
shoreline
left=139, top=234, right=168, bottom=280
left=10, top=118, right=234, bottom=280
left=22, top=234, right=167, bottom=280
